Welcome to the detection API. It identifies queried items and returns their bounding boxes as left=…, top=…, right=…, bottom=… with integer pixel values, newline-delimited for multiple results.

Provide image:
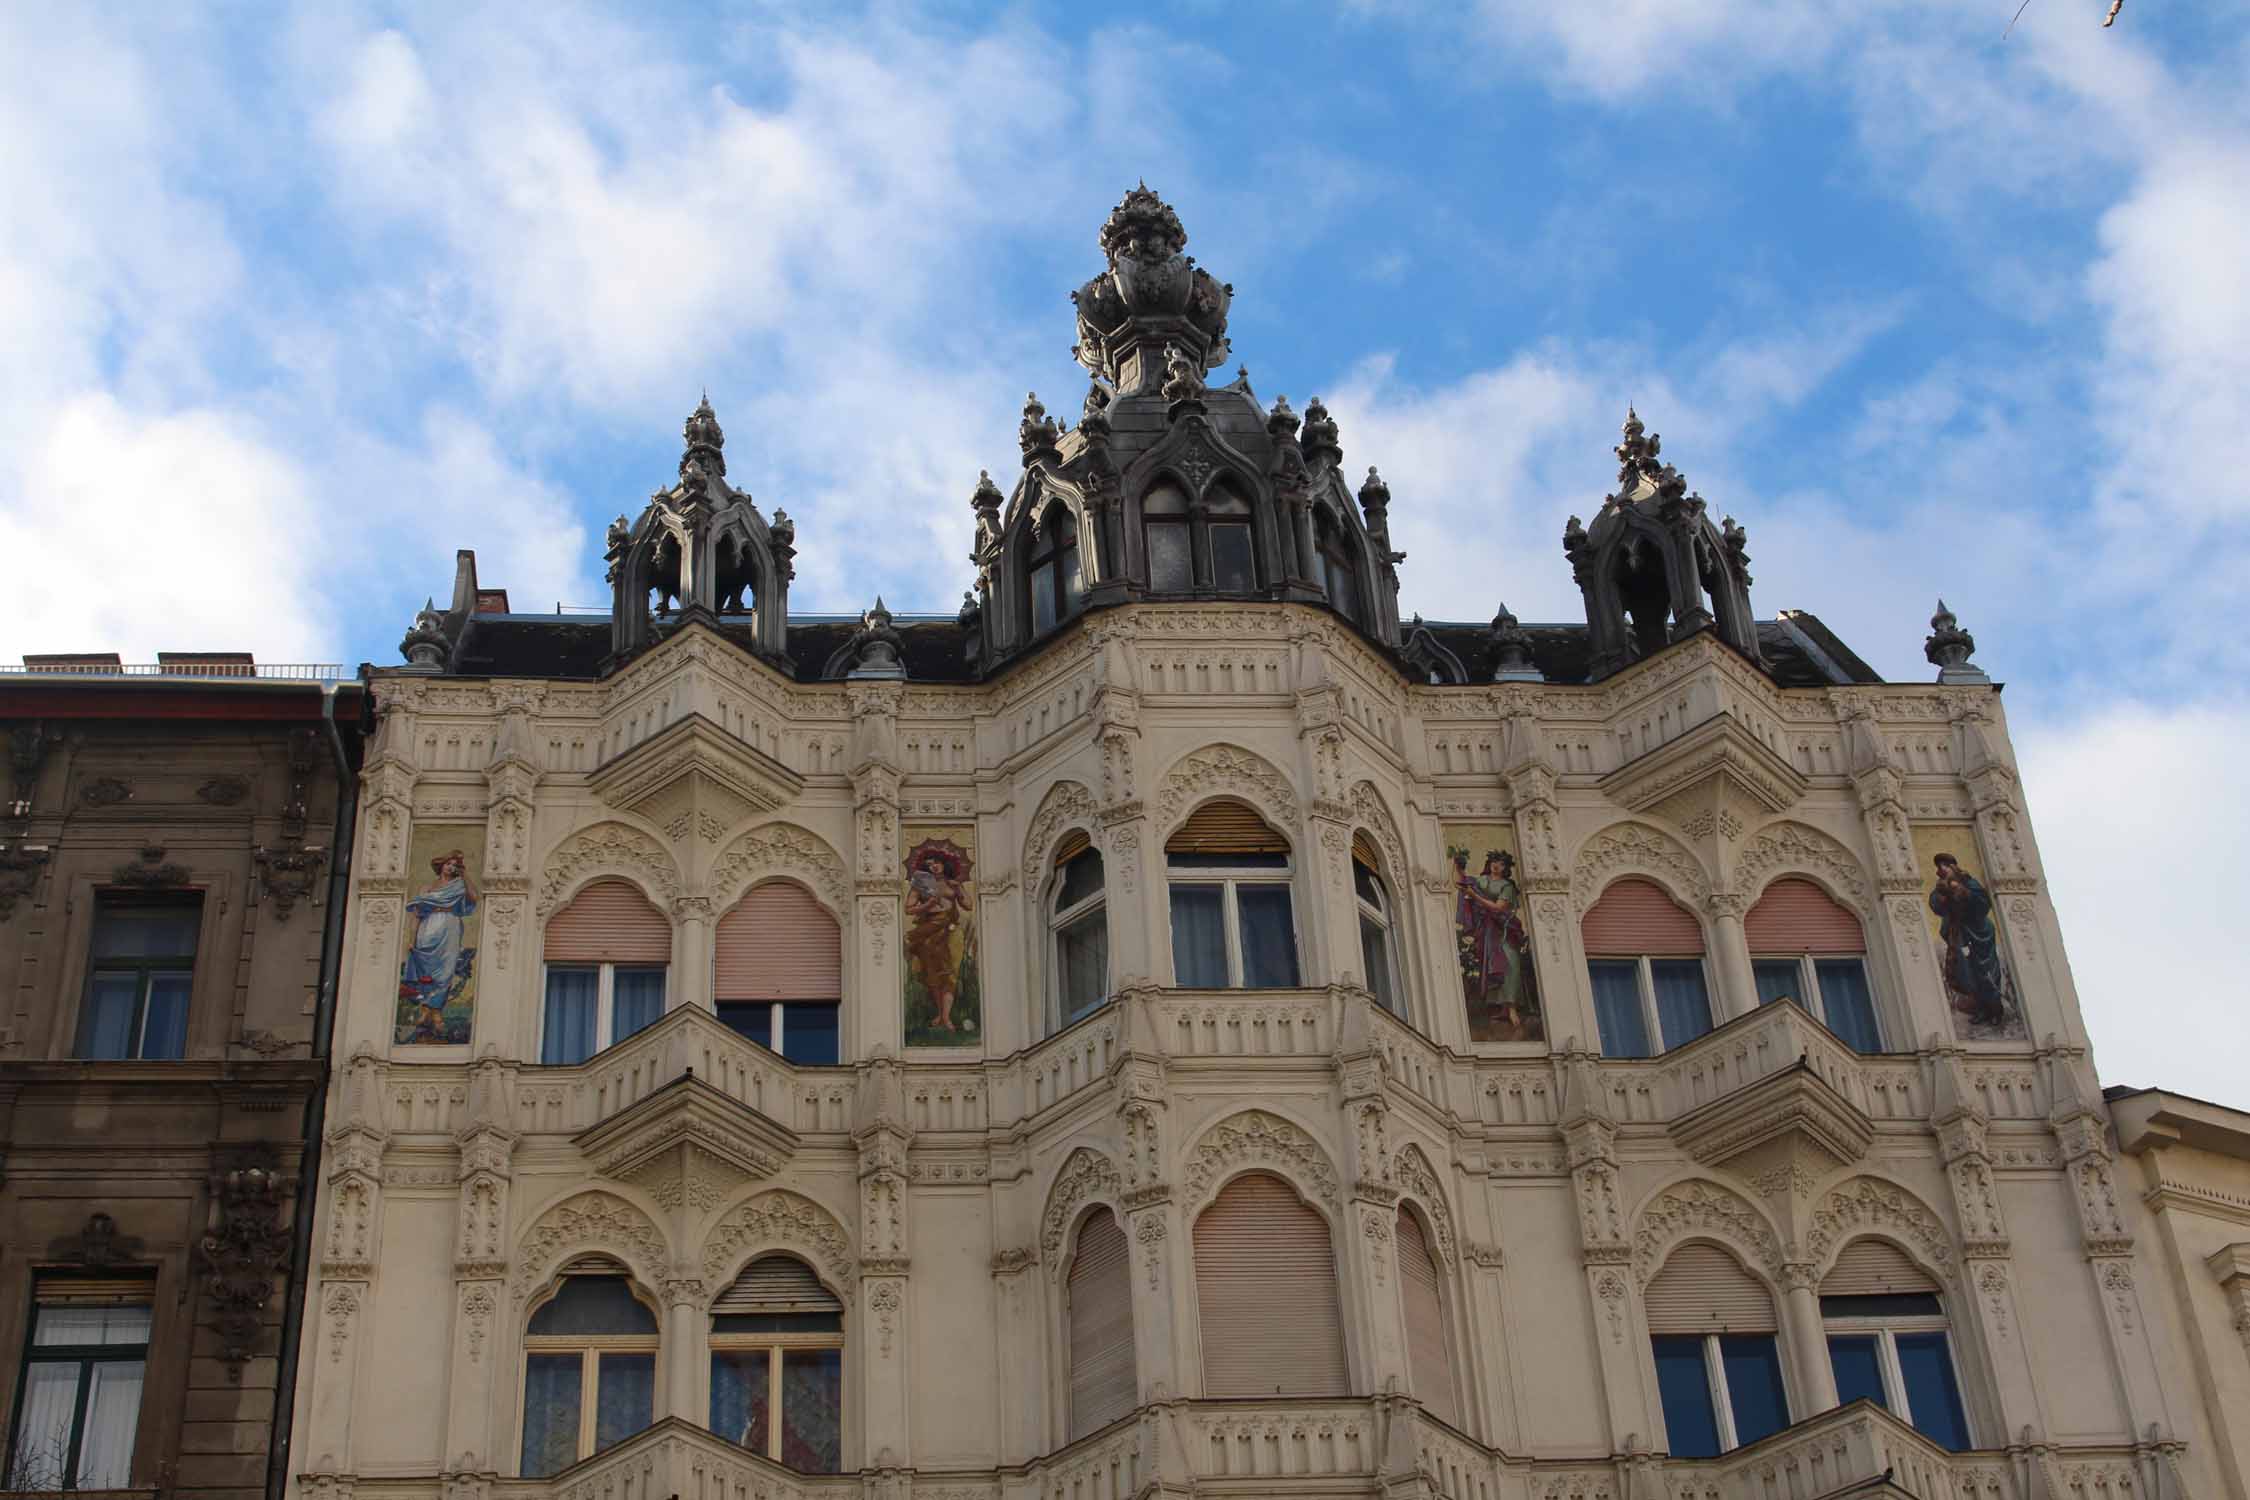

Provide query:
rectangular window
left=1652, top=1330, right=1790, bottom=1458
left=718, top=1001, right=841, bottom=1066
left=1360, top=916, right=1397, bottom=1013
left=1650, top=959, right=1714, bottom=1051
left=1828, top=1333, right=1886, bottom=1409
left=77, top=897, right=199, bottom=1060
left=1057, top=908, right=1110, bottom=1024
left=1168, top=885, right=1228, bottom=987
left=1651, top=1335, right=1721, bottom=1459
left=1168, top=879, right=1297, bottom=989
left=1147, top=523, right=1192, bottom=591
left=1588, top=955, right=1713, bottom=1057
left=1235, top=886, right=1299, bottom=988
left=1031, top=565, right=1058, bottom=635
left=1589, top=960, right=1653, bottom=1058
left=1756, top=955, right=1883, bottom=1053
left=1209, top=523, right=1255, bottom=592
left=540, top=964, right=667, bottom=1065
left=1822, top=1297, right=1972, bottom=1452
left=7, top=1281, right=153, bottom=1491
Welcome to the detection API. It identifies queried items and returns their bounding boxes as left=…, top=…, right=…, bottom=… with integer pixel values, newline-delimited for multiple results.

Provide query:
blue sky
left=3, top=1, right=2243, bottom=1097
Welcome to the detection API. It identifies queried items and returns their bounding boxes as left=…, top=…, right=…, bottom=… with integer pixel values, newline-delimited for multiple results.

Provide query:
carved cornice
left=1601, top=713, right=1807, bottom=821
left=575, top=1076, right=797, bottom=1205
left=1668, top=1059, right=1874, bottom=1181
left=590, top=713, right=803, bottom=834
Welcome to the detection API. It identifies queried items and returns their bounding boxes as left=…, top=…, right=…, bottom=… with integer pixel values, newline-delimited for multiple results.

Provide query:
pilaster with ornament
left=480, top=705, right=540, bottom=981
left=854, top=1049, right=913, bottom=1459
left=2046, top=1045, right=2170, bottom=1440
left=1841, top=699, right=1953, bottom=1044
left=1955, top=697, right=2071, bottom=1042
left=849, top=681, right=904, bottom=1055
left=1333, top=991, right=1412, bottom=1396
left=1928, top=1047, right=2045, bottom=1438
left=1088, top=638, right=1157, bottom=1001
left=348, top=750, right=418, bottom=1053
left=310, top=1047, right=388, bottom=1470
left=443, top=1053, right=517, bottom=1466
left=1113, top=985, right=1182, bottom=1403
left=1559, top=1051, right=1654, bottom=1451
left=1296, top=675, right=1357, bottom=990
left=1503, top=721, right=1593, bottom=1047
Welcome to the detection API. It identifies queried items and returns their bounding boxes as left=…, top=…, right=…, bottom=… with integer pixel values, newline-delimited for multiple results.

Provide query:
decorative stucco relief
left=1631, top=1179, right=1785, bottom=1284
left=708, top=820, right=850, bottom=913
left=1183, top=1109, right=1340, bottom=1214
left=533, top=821, right=681, bottom=917
left=1736, top=819, right=1874, bottom=914
left=511, top=1190, right=671, bottom=1302
left=1392, top=1143, right=1458, bottom=1265
left=700, top=1189, right=856, bottom=1298
left=1155, top=744, right=1300, bottom=838
left=1040, top=1147, right=1124, bottom=1271
left=1570, top=820, right=1711, bottom=910
left=1804, top=1177, right=1958, bottom=1287
left=1022, top=779, right=1098, bottom=894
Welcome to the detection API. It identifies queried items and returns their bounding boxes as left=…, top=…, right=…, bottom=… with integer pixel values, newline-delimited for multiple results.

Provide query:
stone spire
left=1490, top=604, right=1540, bottom=682
left=1301, top=396, right=1341, bottom=472
left=681, top=391, right=726, bottom=479
left=1925, top=599, right=1987, bottom=684
left=1071, top=183, right=1233, bottom=396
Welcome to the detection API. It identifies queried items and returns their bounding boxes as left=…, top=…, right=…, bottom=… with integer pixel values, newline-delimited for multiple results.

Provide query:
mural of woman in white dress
left=395, top=844, right=480, bottom=1044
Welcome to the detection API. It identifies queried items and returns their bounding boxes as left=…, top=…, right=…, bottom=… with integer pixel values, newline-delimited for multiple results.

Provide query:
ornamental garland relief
left=1040, top=1148, right=1124, bottom=1270
left=511, top=1190, right=671, bottom=1303
left=1183, top=1109, right=1340, bottom=1213
left=1022, top=779, right=1098, bottom=893
left=1631, top=1180, right=1785, bottom=1284
left=1154, top=744, right=1300, bottom=838
left=1570, top=821, right=1711, bottom=911
left=533, top=822, right=682, bottom=918
left=700, top=1189, right=856, bottom=1296
left=1802, top=1178, right=1957, bottom=1287
left=710, top=821, right=851, bottom=913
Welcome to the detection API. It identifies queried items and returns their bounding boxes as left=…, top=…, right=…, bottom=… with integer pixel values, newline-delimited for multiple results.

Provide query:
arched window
left=1746, top=878, right=1881, bottom=1053
left=715, top=881, right=842, bottom=1065
left=1313, top=509, right=1360, bottom=621
left=1165, top=800, right=1298, bottom=989
left=542, top=880, right=670, bottom=1065
left=1395, top=1207, right=1457, bottom=1425
left=1193, top=1172, right=1346, bottom=1396
left=710, top=1255, right=844, bottom=1473
left=1352, top=835, right=1400, bottom=1014
left=1144, top=484, right=1191, bottom=591
left=1205, top=486, right=1256, bottom=592
left=1066, top=1208, right=1136, bottom=1439
left=519, top=1271, right=658, bottom=1477
left=1645, top=1243, right=1789, bottom=1457
left=1028, top=505, right=1084, bottom=636
left=1580, top=878, right=1713, bottom=1057
left=1050, top=834, right=1110, bottom=1031
left=1821, top=1239, right=1969, bottom=1451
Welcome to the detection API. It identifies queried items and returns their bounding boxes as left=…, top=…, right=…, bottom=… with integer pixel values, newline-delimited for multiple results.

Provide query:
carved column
left=1700, top=893, right=1756, bottom=1023
left=1841, top=701, right=1950, bottom=1043
left=1778, top=1263, right=1840, bottom=1415
left=1559, top=1055, right=1648, bottom=1451
left=349, top=750, right=419, bottom=1055
left=444, top=1056, right=516, bottom=1469
left=1115, top=999, right=1180, bottom=1400
left=480, top=688, right=542, bottom=995
left=309, top=1048, right=387, bottom=1472
left=1337, top=1033, right=1410, bottom=1396
left=1088, top=640, right=1153, bottom=994
left=671, top=895, right=713, bottom=1013
left=1928, top=1049, right=2045, bottom=1438
left=1506, top=738, right=1590, bottom=1047
left=848, top=682, right=903, bottom=1056
left=662, top=1276, right=704, bottom=1423
left=854, top=1052, right=912, bottom=1463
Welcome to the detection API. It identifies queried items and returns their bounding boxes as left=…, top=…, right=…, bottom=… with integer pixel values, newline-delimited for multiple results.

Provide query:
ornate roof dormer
left=1564, top=409, right=1763, bottom=680
left=1072, top=183, right=1233, bottom=398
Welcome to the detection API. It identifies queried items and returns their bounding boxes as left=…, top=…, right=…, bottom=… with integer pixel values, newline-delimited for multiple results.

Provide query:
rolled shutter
left=545, top=879, right=671, bottom=964
left=1067, top=1209, right=1137, bottom=1439
left=1581, top=877, right=1705, bottom=956
left=715, top=882, right=842, bottom=1001
left=1053, top=828, right=1092, bottom=867
left=1166, top=799, right=1289, bottom=856
left=1351, top=832, right=1384, bottom=874
left=1396, top=1208, right=1457, bottom=1426
left=712, top=1255, right=843, bottom=1315
left=1193, top=1173, right=1347, bottom=1396
left=1745, top=878, right=1866, bottom=955
left=1821, top=1238, right=1936, bottom=1297
left=1644, top=1243, right=1779, bottom=1333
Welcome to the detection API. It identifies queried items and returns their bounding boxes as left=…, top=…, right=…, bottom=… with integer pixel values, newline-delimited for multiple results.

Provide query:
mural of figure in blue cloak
left=398, top=848, right=478, bottom=1042
left=1928, top=851, right=2017, bottom=1033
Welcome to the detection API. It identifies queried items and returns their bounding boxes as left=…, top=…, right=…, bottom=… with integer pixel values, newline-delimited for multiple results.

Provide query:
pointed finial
left=1359, top=465, right=1392, bottom=513
left=681, top=391, right=726, bottom=478
left=1925, top=598, right=1985, bottom=682
left=1301, top=396, right=1340, bottom=467
left=1490, top=603, right=1539, bottom=681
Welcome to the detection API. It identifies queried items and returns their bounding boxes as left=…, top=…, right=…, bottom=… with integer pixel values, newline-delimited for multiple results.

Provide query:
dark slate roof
left=426, top=605, right=1882, bottom=692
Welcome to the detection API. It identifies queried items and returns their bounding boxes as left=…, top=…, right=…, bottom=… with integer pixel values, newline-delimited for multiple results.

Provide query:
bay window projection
left=6, top=1276, right=153, bottom=1491
left=1581, top=877, right=1714, bottom=1057
left=1049, top=833, right=1110, bottom=1031
left=1821, top=1239, right=1971, bottom=1452
left=1645, top=1243, right=1790, bottom=1458
left=1746, top=878, right=1882, bottom=1053
left=1193, top=1172, right=1347, bottom=1397
left=540, top=880, right=670, bottom=1065
left=518, top=1271, right=658, bottom=1478
left=76, top=895, right=199, bottom=1060
left=1166, top=800, right=1299, bottom=989
left=715, top=881, right=843, bottom=1066
left=1065, top=1208, right=1136, bottom=1440
left=710, top=1256, right=844, bottom=1474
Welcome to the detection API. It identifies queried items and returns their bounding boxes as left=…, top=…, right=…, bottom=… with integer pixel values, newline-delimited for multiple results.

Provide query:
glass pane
left=1720, top=1335, right=1790, bottom=1447
left=1753, top=959, right=1802, bottom=1008
left=1060, top=540, right=1083, bottom=611
left=1168, top=885, right=1227, bottom=987
left=1828, top=1334, right=1887, bottom=1410
left=35, top=1303, right=152, bottom=1347
left=1651, top=960, right=1715, bottom=1050
left=1896, top=1332, right=1971, bottom=1451
left=79, top=972, right=140, bottom=1059
left=76, top=1360, right=144, bottom=1488
left=782, top=1003, right=840, bottom=1066
left=7, top=1362, right=79, bottom=1489
left=1360, top=917, right=1397, bottom=1013
left=711, top=1348, right=772, bottom=1454
left=779, top=1348, right=843, bottom=1474
left=541, top=969, right=598, bottom=1065
left=529, top=1278, right=658, bottom=1336
left=1329, top=559, right=1359, bottom=618
left=1352, top=862, right=1384, bottom=909
left=1236, top=885, right=1299, bottom=988
left=594, top=1353, right=654, bottom=1452
left=1057, top=909, right=1110, bottom=1022
left=1651, top=1336, right=1721, bottom=1459
left=1031, top=563, right=1058, bottom=635
left=718, top=1000, right=775, bottom=1048
left=1589, top=961, right=1651, bottom=1058
left=1822, top=1292, right=1943, bottom=1319
left=140, top=972, right=191, bottom=1058
left=1210, top=523, right=1255, bottom=591
left=1816, top=959, right=1883, bottom=1053
left=91, top=903, right=200, bottom=959
left=1148, top=523, right=1191, bottom=591
left=612, top=968, right=666, bottom=1042
left=520, top=1353, right=583, bottom=1477
left=1055, top=849, right=1105, bottom=911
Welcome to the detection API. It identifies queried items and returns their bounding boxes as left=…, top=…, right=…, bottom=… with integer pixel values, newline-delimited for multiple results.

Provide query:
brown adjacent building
left=0, top=656, right=366, bottom=1500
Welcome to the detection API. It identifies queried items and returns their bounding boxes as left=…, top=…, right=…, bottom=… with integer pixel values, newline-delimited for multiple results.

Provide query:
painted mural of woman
left=1455, top=847, right=1542, bottom=1043
left=903, top=837, right=978, bottom=1042
left=397, top=849, right=478, bottom=1043
left=1928, top=851, right=2023, bottom=1037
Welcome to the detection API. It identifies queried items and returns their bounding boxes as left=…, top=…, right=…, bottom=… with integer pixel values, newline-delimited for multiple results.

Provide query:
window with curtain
left=1352, top=837, right=1401, bottom=1015
left=1193, top=1172, right=1347, bottom=1396
left=1821, top=1239, right=1970, bottom=1452
left=1747, top=878, right=1883, bottom=1053
left=6, top=1276, right=153, bottom=1490
left=540, top=880, right=670, bottom=1065
left=518, top=1273, right=658, bottom=1478
left=1580, top=878, right=1714, bottom=1057
left=76, top=896, right=199, bottom=1059
left=1049, top=835, right=1110, bottom=1032
left=1144, top=483, right=1192, bottom=591
left=1066, top=1208, right=1136, bottom=1439
left=1645, top=1243, right=1790, bottom=1457
left=1027, top=505, right=1084, bottom=636
left=715, top=881, right=843, bottom=1065
left=1395, top=1207, right=1457, bottom=1426
left=710, top=1256, right=844, bottom=1474
left=1165, top=801, right=1299, bottom=989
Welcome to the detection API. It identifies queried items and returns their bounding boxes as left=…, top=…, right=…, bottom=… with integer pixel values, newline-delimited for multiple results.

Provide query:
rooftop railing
left=1, top=661, right=349, bottom=682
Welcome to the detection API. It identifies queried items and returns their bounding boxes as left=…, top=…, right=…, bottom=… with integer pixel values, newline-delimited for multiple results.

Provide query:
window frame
left=75, top=895, right=201, bottom=1060
left=1166, top=861, right=1300, bottom=989
left=708, top=1287, right=844, bottom=1471
left=1589, top=953, right=1715, bottom=1058
left=538, top=960, right=669, bottom=1066
left=6, top=1283, right=154, bottom=1491
left=517, top=1277, right=660, bottom=1476
left=1820, top=1303, right=1972, bottom=1449
left=1353, top=859, right=1401, bottom=1014
left=1752, top=952, right=1883, bottom=1051
left=1027, top=506, right=1084, bottom=636
left=1651, top=1330, right=1791, bottom=1456
left=1048, top=846, right=1111, bottom=1032
left=716, top=999, right=842, bottom=1066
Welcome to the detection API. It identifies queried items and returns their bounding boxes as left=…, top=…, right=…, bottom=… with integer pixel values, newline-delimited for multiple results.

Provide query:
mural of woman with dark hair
left=1454, top=847, right=1542, bottom=1042
left=1928, top=851, right=2021, bottom=1036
